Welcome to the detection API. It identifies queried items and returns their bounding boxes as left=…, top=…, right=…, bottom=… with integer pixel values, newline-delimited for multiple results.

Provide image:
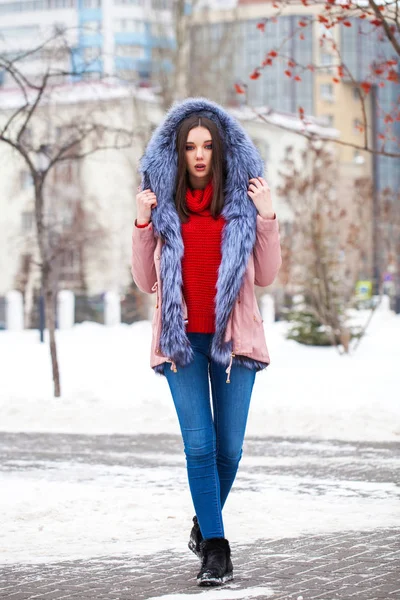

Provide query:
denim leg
left=164, top=334, right=224, bottom=540
left=209, top=360, right=256, bottom=509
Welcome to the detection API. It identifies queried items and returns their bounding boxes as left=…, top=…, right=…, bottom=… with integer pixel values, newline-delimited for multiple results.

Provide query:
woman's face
left=185, top=126, right=213, bottom=184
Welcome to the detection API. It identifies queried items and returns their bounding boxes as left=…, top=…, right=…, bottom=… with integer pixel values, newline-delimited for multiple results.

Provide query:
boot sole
left=197, top=571, right=234, bottom=586
left=188, top=539, right=202, bottom=560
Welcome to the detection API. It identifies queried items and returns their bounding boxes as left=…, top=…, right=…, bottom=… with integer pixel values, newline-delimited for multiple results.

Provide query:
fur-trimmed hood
left=139, top=97, right=265, bottom=369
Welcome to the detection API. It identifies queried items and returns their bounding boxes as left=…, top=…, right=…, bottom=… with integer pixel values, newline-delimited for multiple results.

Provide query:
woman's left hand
left=248, top=177, right=275, bottom=220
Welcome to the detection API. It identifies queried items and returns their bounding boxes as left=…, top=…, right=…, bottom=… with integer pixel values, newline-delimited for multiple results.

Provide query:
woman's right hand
left=136, top=187, right=158, bottom=224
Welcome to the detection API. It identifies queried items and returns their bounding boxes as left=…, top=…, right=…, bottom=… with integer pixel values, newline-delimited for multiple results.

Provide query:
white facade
left=229, top=105, right=338, bottom=223
left=0, top=83, right=163, bottom=297
left=0, top=79, right=339, bottom=303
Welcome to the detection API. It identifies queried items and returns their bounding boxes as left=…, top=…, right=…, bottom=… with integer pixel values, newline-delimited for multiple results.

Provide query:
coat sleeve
left=253, top=214, right=282, bottom=287
left=131, top=221, right=158, bottom=294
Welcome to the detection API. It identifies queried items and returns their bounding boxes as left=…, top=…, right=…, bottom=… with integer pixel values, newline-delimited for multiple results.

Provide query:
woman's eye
left=185, top=146, right=194, bottom=151
left=205, top=144, right=213, bottom=150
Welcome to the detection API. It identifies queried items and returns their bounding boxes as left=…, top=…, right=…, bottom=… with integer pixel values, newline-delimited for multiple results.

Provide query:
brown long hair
left=175, top=115, right=226, bottom=222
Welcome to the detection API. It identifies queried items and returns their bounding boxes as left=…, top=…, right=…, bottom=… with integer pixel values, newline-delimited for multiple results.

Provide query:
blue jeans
left=164, top=333, right=256, bottom=540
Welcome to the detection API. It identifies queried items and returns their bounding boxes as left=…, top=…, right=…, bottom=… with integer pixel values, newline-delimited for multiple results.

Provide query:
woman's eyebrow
left=186, top=140, right=213, bottom=144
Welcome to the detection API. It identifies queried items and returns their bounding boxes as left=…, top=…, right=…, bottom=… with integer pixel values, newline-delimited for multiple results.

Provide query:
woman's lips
left=195, top=165, right=206, bottom=171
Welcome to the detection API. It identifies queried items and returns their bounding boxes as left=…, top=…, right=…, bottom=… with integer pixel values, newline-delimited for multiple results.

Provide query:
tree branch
left=17, top=72, right=50, bottom=145
left=252, top=108, right=400, bottom=159
left=368, top=0, right=400, bottom=56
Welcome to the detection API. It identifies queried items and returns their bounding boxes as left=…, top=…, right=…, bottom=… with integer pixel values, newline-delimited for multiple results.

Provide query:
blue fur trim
left=141, top=98, right=264, bottom=368
left=233, top=356, right=269, bottom=372
left=153, top=363, right=165, bottom=376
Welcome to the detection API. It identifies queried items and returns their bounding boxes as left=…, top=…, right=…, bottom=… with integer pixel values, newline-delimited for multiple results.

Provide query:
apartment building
left=189, top=1, right=400, bottom=283
left=191, top=3, right=399, bottom=182
left=0, top=0, right=174, bottom=84
left=0, top=82, right=327, bottom=303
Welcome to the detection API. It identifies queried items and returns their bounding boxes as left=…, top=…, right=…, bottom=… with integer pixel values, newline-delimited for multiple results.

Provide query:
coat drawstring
left=165, top=353, right=234, bottom=379
left=166, top=358, right=177, bottom=373
left=225, top=352, right=235, bottom=384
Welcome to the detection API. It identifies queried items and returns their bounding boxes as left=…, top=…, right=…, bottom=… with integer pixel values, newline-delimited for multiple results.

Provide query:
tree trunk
left=24, top=257, right=35, bottom=329
left=43, top=265, right=61, bottom=397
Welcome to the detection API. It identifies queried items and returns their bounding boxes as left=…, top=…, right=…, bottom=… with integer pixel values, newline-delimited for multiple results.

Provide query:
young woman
left=131, top=98, right=281, bottom=587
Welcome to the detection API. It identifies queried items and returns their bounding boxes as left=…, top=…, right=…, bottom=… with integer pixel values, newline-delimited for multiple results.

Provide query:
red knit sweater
left=181, top=180, right=225, bottom=333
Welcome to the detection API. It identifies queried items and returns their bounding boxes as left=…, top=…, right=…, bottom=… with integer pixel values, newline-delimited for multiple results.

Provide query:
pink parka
left=131, top=214, right=282, bottom=381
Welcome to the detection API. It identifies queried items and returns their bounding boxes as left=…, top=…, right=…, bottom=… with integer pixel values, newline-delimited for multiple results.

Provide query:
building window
left=82, top=20, right=102, bottom=33
left=152, top=21, right=169, bottom=36
left=252, top=138, right=270, bottom=165
left=114, top=19, right=145, bottom=34
left=53, top=161, right=76, bottom=184
left=116, top=44, right=145, bottom=58
left=152, top=0, right=170, bottom=8
left=320, top=114, right=334, bottom=127
left=82, top=0, right=101, bottom=7
left=320, top=83, right=334, bottom=102
left=320, top=52, right=333, bottom=68
left=318, top=22, right=334, bottom=38
left=353, top=150, right=365, bottom=165
left=84, top=46, right=101, bottom=61
left=353, top=118, right=363, bottom=134
left=21, top=211, right=34, bottom=233
left=20, top=171, right=33, bottom=189
left=81, top=71, right=101, bottom=80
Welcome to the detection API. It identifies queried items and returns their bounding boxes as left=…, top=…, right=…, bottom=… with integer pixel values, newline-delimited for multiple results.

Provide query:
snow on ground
left=0, top=311, right=399, bottom=566
left=0, top=310, right=398, bottom=442
left=1, top=442, right=399, bottom=564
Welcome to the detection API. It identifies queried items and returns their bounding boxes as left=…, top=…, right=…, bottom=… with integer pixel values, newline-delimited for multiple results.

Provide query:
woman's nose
left=196, top=148, right=203, bottom=160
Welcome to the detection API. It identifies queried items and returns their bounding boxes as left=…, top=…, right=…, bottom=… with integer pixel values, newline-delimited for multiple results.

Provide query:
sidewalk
left=0, top=432, right=399, bottom=600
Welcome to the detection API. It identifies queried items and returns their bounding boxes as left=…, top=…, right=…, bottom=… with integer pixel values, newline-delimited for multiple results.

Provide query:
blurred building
left=0, top=82, right=326, bottom=306
left=0, top=0, right=396, bottom=294
left=0, top=83, right=162, bottom=312
left=189, top=1, right=400, bottom=283
left=0, top=0, right=174, bottom=86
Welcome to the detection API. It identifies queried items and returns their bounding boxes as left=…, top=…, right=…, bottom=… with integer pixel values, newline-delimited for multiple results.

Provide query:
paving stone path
left=0, top=432, right=399, bottom=600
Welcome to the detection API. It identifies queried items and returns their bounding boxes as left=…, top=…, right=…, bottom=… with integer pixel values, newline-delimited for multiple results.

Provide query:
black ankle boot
left=197, top=537, right=233, bottom=586
left=188, top=516, right=203, bottom=559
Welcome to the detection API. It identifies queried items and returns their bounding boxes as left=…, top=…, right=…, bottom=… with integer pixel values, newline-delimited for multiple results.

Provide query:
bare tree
left=277, top=140, right=373, bottom=352
left=377, top=187, right=400, bottom=297
left=235, top=0, right=400, bottom=159
left=0, top=33, right=132, bottom=397
left=13, top=155, right=106, bottom=327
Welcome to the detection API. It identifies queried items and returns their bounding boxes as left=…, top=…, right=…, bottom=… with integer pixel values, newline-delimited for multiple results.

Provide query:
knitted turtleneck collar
left=186, top=179, right=213, bottom=214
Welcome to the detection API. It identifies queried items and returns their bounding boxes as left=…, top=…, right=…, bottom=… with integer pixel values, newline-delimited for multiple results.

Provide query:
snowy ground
left=1, top=313, right=399, bottom=574
left=0, top=309, right=398, bottom=442
left=1, top=432, right=399, bottom=565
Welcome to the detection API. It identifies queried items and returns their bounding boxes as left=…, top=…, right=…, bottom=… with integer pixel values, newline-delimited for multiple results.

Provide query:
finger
left=259, top=177, right=270, bottom=188
left=144, top=200, right=156, bottom=208
left=249, top=178, right=262, bottom=188
left=248, top=184, right=259, bottom=193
